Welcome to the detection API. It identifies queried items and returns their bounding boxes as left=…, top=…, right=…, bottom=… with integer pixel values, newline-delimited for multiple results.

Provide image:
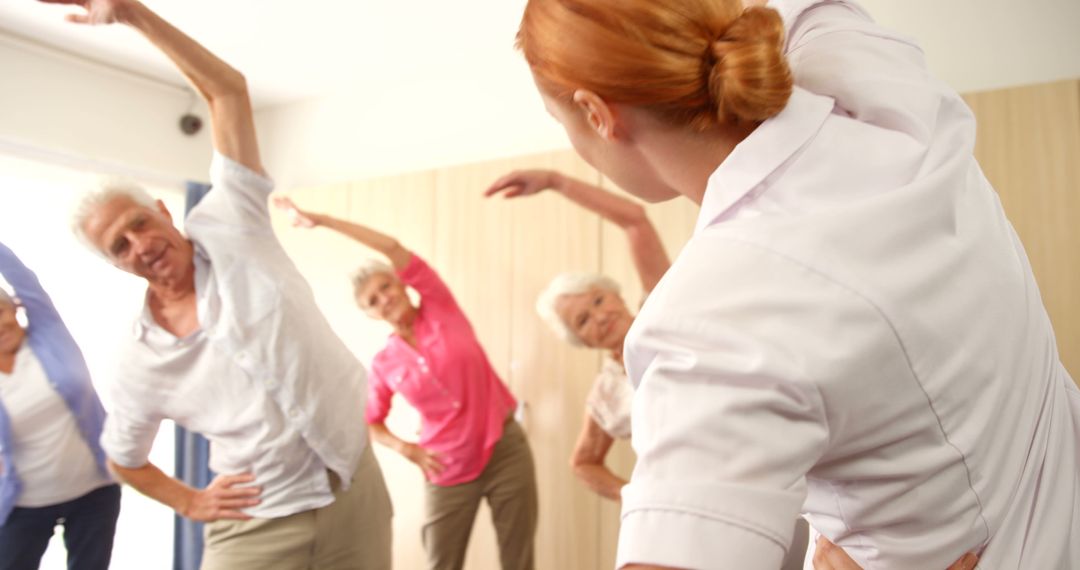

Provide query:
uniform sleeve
left=775, top=0, right=957, bottom=145
left=364, top=358, right=395, bottom=424
left=99, top=379, right=164, bottom=469
left=185, top=151, right=275, bottom=234
left=617, top=240, right=833, bottom=570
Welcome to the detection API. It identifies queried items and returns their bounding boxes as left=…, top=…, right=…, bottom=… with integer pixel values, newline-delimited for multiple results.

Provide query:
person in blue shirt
left=0, top=241, right=120, bottom=570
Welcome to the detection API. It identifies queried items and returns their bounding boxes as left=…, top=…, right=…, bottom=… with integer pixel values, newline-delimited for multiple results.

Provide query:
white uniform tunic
left=615, top=2, right=1080, bottom=569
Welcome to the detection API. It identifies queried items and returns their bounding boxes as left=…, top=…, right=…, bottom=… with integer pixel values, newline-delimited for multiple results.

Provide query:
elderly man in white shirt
left=43, top=0, right=392, bottom=568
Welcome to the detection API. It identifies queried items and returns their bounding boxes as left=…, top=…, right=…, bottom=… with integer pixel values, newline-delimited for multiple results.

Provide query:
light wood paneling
left=432, top=156, right=522, bottom=570
left=596, top=178, right=700, bottom=569
left=350, top=171, right=438, bottom=570
left=506, top=150, right=606, bottom=570
left=269, top=182, right=353, bottom=339
left=964, top=79, right=1080, bottom=381
left=273, top=173, right=440, bottom=570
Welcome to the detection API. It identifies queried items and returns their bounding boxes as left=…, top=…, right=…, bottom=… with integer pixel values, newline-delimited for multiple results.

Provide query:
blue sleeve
left=0, top=241, right=64, bottom=337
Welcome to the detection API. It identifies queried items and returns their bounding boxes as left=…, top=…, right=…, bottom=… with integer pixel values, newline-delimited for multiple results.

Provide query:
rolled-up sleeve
left=364, top=361, right=395, bottom=425
left=0, top=241, right=62, bottom=335
left=186, top=151, right=275, bottom=233
left=617, top=241, right=831, bottom=570
left=100, top=382, right=162, bottom=469
left=396, top=254, right=465, bottom=317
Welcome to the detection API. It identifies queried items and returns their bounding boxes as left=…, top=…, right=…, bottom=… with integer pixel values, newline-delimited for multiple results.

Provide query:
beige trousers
left=201, top=444, right=393, bottom=570
left=422, top=417, right=538, bottom=570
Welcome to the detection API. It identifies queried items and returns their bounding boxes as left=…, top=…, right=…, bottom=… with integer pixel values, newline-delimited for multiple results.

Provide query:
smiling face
left=554, top=286, right=634, bottom=351
left=355, top=272, right=417, bottom=326
left=80, top=195, right=194, bottom=289
left=0, top=300, right=26, bottom=357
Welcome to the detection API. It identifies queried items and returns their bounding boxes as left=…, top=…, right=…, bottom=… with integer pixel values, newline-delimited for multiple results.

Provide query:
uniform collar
left=694, top=87, right=835, bottom=235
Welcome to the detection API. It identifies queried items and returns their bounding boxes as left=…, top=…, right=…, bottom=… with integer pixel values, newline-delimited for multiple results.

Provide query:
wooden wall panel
left=350, top=172, right=437, bottom=570
left=596, top=178, right=700, bottom=570
left=597, top=180, right=699, bottom=307
left=505, top=150, right=605, bottom=570
left=964, top=79, right=1080, bottom=381
left=274, top=174, right=440, bottom=570
left=432, top=156, right=521, bottom=570
left=269, top=182, right=353, bottom=340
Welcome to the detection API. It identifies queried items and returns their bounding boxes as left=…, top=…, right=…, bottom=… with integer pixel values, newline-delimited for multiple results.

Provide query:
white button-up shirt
left=586, top=358, right=634, bottom=440
left=616, top=2, right=1080, bottom=569
left=101, top=152, right=370, bottom=518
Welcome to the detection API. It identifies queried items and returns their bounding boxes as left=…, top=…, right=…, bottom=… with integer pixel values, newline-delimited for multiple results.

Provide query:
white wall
left=0, top=34, right=212, bottom=186
left=254, top=56, right=569, bottom=193
left=255, top=0, right=1080, bottom=190
left=859, top=0, right=1080, bottom=95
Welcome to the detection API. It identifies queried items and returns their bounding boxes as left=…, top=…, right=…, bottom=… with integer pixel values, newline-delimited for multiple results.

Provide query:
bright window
left=0, top=152, right=182, bottom=569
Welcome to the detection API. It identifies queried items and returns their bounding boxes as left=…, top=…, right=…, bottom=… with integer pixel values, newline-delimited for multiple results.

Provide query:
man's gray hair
left=70, top=180, right=157, bottom=252
left=535, top=271, right=621, bottom=346
left=350, top=258, right=397, bottom=304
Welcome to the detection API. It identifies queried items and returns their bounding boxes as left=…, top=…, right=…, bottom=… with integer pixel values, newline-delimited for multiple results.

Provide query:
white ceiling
left=2, top=0, right=1079, bottom=110
left=0, top=0, right=530, bottom=108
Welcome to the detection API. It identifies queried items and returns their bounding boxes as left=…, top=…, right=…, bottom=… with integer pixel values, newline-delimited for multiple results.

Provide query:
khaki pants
left=201, top=444, right=393, bottom=570
left=423, top=417, right=538, bottom=570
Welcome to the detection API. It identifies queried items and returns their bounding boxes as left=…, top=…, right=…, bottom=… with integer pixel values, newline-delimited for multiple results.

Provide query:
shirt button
left=289, top=409, right=300, bottom=419
left=452, top=402, right=461, bottom=409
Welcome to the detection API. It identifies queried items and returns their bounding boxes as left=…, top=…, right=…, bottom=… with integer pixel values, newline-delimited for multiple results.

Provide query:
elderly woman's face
left=355, top=272, right=414, bottom=325
left=555, top=286, right=634, bottom=351
left=0, top=301, right=26, bottom=356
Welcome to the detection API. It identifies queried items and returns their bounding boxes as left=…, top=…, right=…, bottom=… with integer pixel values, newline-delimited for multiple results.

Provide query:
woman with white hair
left=486, top=170, right=669, bottom=502
left=0, top=241, right=119, bottom=570
left=273, top=196, right=538, bottom=570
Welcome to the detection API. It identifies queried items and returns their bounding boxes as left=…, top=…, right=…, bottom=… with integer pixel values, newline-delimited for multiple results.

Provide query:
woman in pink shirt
left=275, top=197, right=538, bottom=570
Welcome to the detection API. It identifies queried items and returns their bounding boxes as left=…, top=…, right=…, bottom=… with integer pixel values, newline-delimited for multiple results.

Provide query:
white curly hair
left=70, top=180, right=158, bottom=253
left=535, top=271, right=621, bottom=346
left=350, top=258, right=397, bottom=305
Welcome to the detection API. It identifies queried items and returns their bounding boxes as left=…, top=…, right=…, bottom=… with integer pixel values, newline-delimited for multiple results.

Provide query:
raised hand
left=484, top=169, right=560, bottom=199
left=37, top=0, right=133, bottom=25
left=180, top=472, right=262, bottom=522
left=401, top=442, right=446, bottom=480
left=272, top=195, right=319, bottom=229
